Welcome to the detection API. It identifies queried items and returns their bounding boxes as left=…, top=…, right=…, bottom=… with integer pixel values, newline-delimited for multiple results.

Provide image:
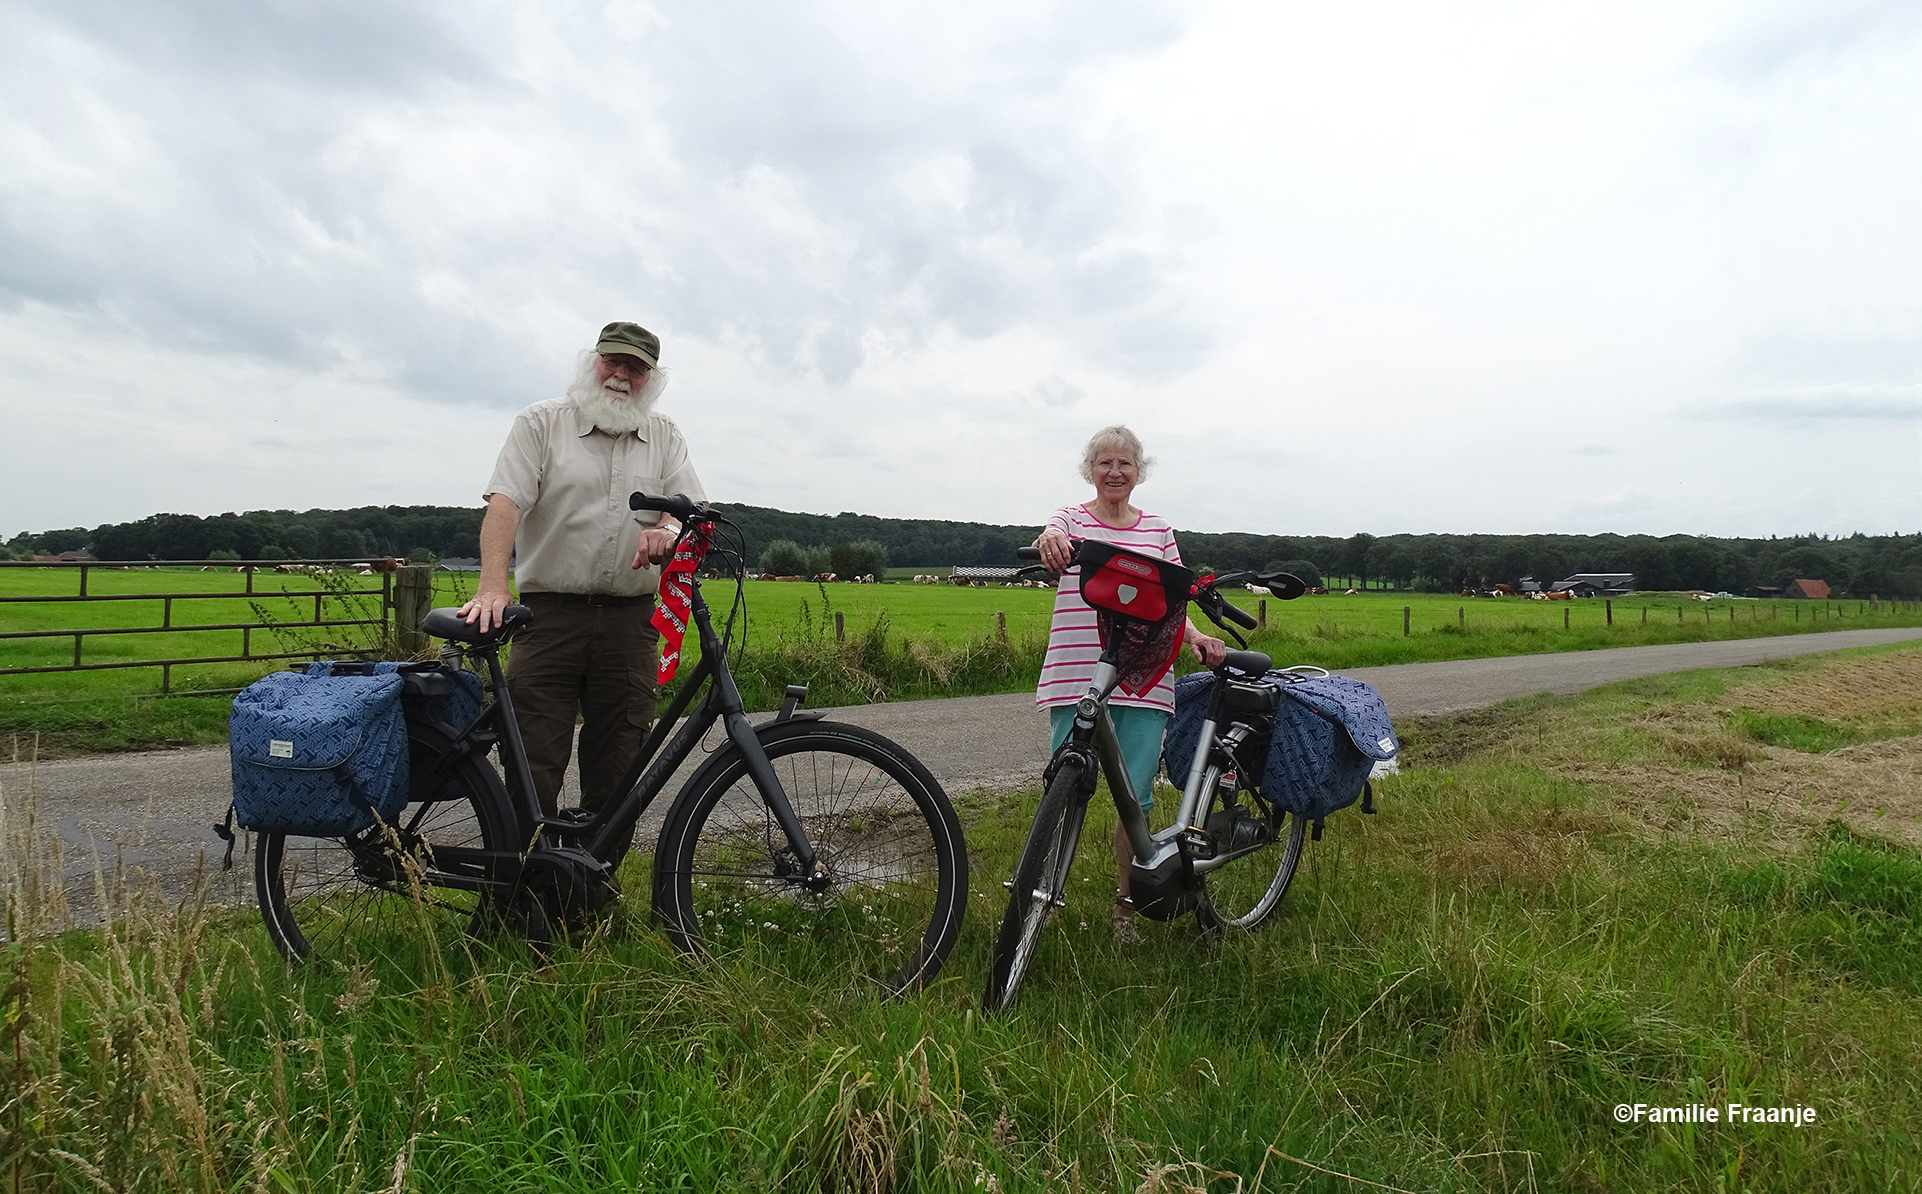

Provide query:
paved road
left=7, top=626, right=1919, bottom=913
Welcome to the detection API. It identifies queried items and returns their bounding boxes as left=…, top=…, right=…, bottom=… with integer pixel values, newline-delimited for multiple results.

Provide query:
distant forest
left=11, top=505, right=1922, bottom=598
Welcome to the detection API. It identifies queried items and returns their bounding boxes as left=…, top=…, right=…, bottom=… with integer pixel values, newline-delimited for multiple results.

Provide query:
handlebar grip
left=629, top=492, right=697, bottom=519
left=1015, top=546, right=1042, bottom=561
left=1222, top=602, right=1258, bottom=630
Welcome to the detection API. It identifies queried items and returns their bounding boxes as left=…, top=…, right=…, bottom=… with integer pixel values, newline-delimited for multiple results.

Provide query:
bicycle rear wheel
left=255, top=723, right=516, bottom=964
left=1202, top=801, right=1306, bottom=930
left=653, top=720, right=967, bottom=995
left=984, top=758, right=1090, bottom=1012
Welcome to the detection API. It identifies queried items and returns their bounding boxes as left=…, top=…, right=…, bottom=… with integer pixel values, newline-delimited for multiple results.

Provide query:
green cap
left=595, top=321, right=660, bottom=368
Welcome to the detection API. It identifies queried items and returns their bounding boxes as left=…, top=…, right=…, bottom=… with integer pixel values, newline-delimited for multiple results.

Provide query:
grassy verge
left=6, top=645, right=1921, bottom=1190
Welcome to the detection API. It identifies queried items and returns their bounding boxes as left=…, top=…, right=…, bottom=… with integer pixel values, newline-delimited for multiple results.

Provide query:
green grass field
left=5, top=566, right=1920, bottom=756
left=7, top=642, right=1920, bottom=1191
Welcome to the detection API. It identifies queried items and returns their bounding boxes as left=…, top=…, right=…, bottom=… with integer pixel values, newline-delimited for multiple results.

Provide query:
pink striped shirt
left=1035, top=504, right=1186, bottom=713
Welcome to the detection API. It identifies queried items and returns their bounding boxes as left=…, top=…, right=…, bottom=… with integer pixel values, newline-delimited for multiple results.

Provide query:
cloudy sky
left=3, top=0, right=1919, bottom=540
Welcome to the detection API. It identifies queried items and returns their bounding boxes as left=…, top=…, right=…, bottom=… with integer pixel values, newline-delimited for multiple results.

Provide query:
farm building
left=1781, top=578, right=1831, bottom=599
left=1550, top=573, right=1636, bottom=597
left=436, top=556, right=481, bottom=572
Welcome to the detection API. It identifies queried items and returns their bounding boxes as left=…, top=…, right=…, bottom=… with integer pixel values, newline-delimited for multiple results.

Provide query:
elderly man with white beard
left=458, top=321, right=706, bottom=818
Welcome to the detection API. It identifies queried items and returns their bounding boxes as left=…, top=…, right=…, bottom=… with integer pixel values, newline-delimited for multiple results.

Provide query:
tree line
left=10, top=505, right=1922, bottom=598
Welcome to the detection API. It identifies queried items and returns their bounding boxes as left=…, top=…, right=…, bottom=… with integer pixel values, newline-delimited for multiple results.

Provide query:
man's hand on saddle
left=458, top=586, right=514, bottom=634
left=632, top=523, right=681, bottom=570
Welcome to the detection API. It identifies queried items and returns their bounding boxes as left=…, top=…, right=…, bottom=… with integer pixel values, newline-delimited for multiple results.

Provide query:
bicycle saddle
left=1220, top=649, right=1272, bottom=677
left=422, top=605, right=532, bottom=646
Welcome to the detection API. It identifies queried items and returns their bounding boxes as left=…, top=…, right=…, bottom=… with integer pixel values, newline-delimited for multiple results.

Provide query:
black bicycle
left=253, top=493, right=968, bottom=994
left=984, top=540, right=1311, bottom=1010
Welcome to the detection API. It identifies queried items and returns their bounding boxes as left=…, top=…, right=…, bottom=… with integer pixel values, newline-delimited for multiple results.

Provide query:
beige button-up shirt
left=484, top=398, right=706, bottom=597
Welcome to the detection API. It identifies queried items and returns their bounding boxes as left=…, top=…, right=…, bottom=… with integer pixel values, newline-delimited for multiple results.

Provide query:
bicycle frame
left=423, top=551, right=824, bottom=893
left=1060, top=638, right=1272, bottom=898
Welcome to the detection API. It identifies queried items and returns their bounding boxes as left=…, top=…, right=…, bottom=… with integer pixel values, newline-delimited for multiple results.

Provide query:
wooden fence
left=0, top=559, right=438, bottom=694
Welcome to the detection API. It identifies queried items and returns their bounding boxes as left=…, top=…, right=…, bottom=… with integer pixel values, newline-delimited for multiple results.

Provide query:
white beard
left=565, top=354, right=669, bottom=434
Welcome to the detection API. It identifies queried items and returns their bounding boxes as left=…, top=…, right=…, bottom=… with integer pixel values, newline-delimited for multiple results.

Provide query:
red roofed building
left=1782, top=578, right=1831, bottom=600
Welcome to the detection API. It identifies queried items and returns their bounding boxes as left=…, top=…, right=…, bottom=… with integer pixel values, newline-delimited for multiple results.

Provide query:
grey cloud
left=1031, top=375, right=1085, bottom=408
left=1703, top=0, right=1922, bottom=83
left=0, top=0, right=1204, bottom=418
left=18, top=0, right=496, bottom=94
left=1730, top=328, right=1922, bottom=389
left=1699, top=386, right=1922, bottom=421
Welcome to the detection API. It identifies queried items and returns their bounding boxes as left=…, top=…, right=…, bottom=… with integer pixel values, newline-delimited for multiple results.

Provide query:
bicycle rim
left=984, top=761, right=1087, bottom=1012
left=255, top=725, right=515, bottom=964
left=1206, top=805, right=1307, bottom=930
left=655, top=722, right=966, bottom=995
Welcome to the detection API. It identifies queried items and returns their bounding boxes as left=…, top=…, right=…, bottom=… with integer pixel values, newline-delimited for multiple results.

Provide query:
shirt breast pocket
left=627, top=475, right=670, bottom=523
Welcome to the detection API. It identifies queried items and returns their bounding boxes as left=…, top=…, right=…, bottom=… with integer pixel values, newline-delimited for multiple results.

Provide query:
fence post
left=1564, top=606, right=1570, bottom=630
left=395, top=565, right=433, bottom=656
left=1403, top=606, right=1410, bottom=636
left=838, top=610, right=847, bottom=643
left=1258, top=599, right=1266, bottom=629
left=1642, top=605, right=1647, bottom=625
left=1606, top=599, right=1612, bottom=626
left=1458, top=606, right=1465, bottom=629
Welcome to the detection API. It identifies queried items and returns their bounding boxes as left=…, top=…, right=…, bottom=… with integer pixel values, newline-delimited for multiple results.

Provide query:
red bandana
left=650, top=523, right=714, bottom=684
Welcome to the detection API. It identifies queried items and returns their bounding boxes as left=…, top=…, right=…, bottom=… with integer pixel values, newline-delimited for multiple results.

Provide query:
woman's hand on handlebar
left=1034, top=527, right=1074, bottom=573
left=1185, top=622, right=1227, bottom=668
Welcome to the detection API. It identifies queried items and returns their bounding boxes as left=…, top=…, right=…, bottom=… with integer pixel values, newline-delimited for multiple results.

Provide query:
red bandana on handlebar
left=650, top=522, right=715, bottom=684
left=1074, top=542, right=1195, bottom=696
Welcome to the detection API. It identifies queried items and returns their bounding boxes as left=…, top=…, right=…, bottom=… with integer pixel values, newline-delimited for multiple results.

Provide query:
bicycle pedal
left=1178, top=827, right=1216, bottom=858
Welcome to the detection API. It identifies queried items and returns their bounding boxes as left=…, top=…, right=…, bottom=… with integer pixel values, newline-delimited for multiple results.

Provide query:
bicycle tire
left=1203, top=804, right=1307, bottom=930
left=983, top=758, right=1090, bottom=1012
left=255, top=721, right=518, bottom=964
left=652, top=720, right=967, bottom=995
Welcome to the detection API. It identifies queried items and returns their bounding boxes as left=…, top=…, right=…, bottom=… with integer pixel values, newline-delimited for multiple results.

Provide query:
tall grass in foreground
left=7, top=652, right=1922, bottom=1191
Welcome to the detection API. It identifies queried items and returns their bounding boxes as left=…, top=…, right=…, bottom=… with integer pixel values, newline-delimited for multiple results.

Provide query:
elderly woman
left=1033, top=424, right=1226, bottom=939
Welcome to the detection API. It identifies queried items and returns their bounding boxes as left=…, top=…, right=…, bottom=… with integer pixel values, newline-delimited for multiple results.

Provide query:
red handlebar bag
left=1074, top=542, right=1195, bottom=697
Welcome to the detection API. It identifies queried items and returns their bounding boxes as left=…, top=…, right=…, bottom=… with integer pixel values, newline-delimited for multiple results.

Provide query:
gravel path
left=7, top=625, right=1919, bottom=914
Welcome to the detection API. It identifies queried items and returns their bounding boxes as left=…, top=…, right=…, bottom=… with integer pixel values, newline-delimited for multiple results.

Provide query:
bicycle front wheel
left=653, top=721, right=967, bottom=995
left=1203, top=804, right=1307, bottom=930
left=983, top=758, right=1090, bottom=1012
left=256, top=723, right=517, bottom=964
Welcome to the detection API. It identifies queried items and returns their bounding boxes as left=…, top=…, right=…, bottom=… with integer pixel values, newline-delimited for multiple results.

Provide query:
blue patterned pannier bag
left=1261, top=674, right=1397, bottom=821
left=1163, top=671, right=1398, bottom=822
left=229, top=661, right=411, bottom=837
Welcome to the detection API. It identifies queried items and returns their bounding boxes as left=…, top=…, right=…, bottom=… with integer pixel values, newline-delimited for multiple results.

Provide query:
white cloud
left=1, top=0, right=1919, bottom=539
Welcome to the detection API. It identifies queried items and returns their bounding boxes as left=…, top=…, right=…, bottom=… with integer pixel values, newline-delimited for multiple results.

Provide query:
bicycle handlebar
left=629, top=492, right=713, bottom=521
left=1218, top=601, right=1258, bottom=629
